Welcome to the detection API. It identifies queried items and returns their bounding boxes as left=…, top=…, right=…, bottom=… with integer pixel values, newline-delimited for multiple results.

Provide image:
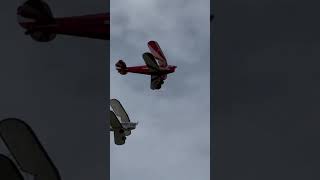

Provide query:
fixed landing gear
left=119, top=129, right=125, bottom=134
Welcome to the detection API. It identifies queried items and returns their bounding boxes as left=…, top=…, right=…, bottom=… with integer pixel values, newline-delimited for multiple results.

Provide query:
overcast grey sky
left=110, top=0, right=210, bottom=180
left=0, top=0, right=109, bottom=179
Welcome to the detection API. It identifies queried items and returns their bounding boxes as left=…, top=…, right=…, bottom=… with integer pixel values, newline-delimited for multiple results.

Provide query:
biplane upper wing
left=143, top=52, right=160, bottom=73
left=110, top=99, right=130, bottom=123
left=147, top=41, right=168, bottom=67
left=110, top=111, right=126, bottom=145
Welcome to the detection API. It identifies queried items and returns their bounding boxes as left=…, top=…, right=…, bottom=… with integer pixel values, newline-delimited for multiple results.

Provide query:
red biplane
left=116, top=41, right=177, bottom=90
left=17, top=0, right=109, bottom=42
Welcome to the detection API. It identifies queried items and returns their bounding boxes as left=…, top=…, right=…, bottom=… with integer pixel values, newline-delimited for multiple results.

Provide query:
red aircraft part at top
left=147, top=41, right=168, bottom=67
left=19, top=13, right=110, bottom=40
left=53, top=13, right=109, bottom=40
left=126, top=66, right=151, bottom=75
left=126, top=65, right=175, bottom=75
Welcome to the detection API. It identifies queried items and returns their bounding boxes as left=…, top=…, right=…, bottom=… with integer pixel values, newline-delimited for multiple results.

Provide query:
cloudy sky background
left=110, top=0, right=210, bottom=179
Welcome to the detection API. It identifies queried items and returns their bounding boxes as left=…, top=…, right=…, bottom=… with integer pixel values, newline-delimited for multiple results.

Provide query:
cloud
left=110, top=0, right=210, bottom=179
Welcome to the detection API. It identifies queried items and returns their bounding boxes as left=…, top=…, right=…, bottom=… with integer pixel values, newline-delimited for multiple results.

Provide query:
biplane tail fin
left=115, top=60, right=128, bottom=75
left=17, top=0, right=57, bottom=42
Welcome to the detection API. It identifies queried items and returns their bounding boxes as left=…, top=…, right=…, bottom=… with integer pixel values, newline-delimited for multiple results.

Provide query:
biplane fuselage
left=19, top=13, right=109, bottom=40
left=121, top=65, right=177, bottom=75
left=17, top=0, right=109, bottom=41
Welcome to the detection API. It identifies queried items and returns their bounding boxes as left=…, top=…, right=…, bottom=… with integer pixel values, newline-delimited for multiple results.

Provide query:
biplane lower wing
left=110, top=111, right=122, bottom=128
left=113, top=130, right=126, bottom=145
left=151, top=75, right=163, bottom=90
left=143, top=52, right=160, bottom=73
left=110, top=111, right=126, bottom=145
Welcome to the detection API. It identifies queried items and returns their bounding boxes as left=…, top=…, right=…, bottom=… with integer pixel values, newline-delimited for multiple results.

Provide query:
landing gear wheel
left=122, top=136, right=126, bottom=141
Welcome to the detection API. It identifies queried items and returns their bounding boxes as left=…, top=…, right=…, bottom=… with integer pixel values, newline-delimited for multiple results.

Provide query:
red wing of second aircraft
left=147, top=41, right=168, bottom=67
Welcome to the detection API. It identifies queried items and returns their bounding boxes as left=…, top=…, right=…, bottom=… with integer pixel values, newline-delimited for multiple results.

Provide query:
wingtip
left=148, top=40, right=157, bottom=45
left=110, top=98, right=120, bottom=104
